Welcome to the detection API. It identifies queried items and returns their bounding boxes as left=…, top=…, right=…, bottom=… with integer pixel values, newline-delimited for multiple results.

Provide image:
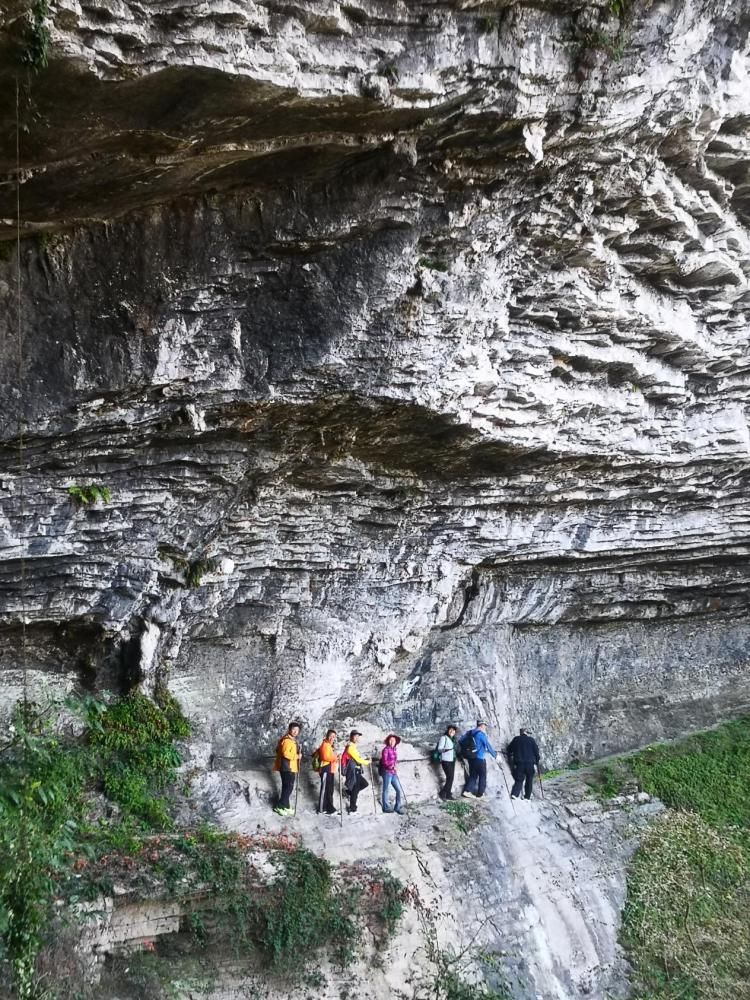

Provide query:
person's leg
left=440, top=762, right=451, bottom=798
left=381, top=772, right=392, bottom=811
left=511, top=769, right=524, bottom=798
left=463, top=760, right=477, bottom=794
left=524, top=765, right=535, bottom=800
left=318, top=771, right=326, bottom=813
left=445, top=761, right=455, bottom=798
left=350, top=778, right=360, bottom=812
left=392, top=775, right=404, bottom=812
left=476, top=760, right=487, bottom=798
left=324, top=772, right=336, bottom=812
left=279, top=771, right=295, bottom=810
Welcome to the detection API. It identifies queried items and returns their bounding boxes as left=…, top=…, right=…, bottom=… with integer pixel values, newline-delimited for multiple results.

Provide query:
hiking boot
left=462, top=791, right=476, bottom=799
left=395, top=808, right=405, bottom=815
left=324, top=808, right=337, bottom=815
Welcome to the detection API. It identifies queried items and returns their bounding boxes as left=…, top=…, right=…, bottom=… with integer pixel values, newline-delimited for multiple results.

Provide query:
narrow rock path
left=199, top=761, right=660, bottom=1000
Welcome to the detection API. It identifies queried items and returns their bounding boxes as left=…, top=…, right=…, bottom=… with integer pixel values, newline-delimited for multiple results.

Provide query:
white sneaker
left=462, top=791, right=476, bottom=799
left=510, top=795, right=519, bottom=801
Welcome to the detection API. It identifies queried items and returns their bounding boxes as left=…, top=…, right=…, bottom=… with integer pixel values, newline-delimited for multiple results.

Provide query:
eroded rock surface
left=1, top=2, right=750, bottom=763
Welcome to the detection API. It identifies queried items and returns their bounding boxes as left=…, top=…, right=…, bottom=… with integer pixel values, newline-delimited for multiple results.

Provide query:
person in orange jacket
left=316, top=729, right=339, bottom=815
left=273, top=721, right=302, bottom=816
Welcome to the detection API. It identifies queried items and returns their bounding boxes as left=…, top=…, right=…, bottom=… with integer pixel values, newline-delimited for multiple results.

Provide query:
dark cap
left=476, top=720, right=487, bottom=727
left=349, top=730, right=362, bottom=739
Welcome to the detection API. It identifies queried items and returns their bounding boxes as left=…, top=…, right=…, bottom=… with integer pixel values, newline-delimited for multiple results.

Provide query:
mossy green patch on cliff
left=620, top=718, right=750, bottom=1000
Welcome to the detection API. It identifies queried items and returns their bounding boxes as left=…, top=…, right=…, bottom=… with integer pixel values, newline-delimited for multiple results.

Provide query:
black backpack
left=459, top=731, right=478, bottom=760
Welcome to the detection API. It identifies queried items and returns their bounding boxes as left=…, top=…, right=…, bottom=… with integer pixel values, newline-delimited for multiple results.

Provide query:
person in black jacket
left=507, top=728, right=540, bottom=801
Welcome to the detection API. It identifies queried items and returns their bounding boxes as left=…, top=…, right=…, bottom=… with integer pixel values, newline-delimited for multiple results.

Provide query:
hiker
left=461, top=720, right=498, bottom=799
left=380, top=734, right=405, bottom=814
left=316, top=728, right=339, bottom=815
left=273, top=720, right=302, bottom=816
left=342, top=730, right=370, bottom=814
left=507, top=727, right=541, bottom=801
left=435, top=724, right=458, bottom=800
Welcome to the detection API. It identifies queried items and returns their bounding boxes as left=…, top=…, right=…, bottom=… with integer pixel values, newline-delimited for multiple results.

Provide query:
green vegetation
left=0, top=694, right=407, bottom=998
left=66, top=484, right=111, bottom=506
left=418, top=257, right=450, bottom=273
left=441, top=799, right=483, bottom=834
left=0, top=693, right=190, bottom=997
left=88, top=691, right=190, bottom=826
left=157, top=548, right=218, bottom=588
left=185, top=557, right=218, bottom=588
left=630, top=719, right=750, bottom=828
left=585, top=757, right=634, bottom=800
left=420, top=948, right=510, bottom=1000
left=620, top=718, right=750, bottom=1000
left=21, top=0, right=51, bottom=72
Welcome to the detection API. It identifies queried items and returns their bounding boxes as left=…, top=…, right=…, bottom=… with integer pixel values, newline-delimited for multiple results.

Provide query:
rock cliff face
left=1, top=0, right=750, bottom=769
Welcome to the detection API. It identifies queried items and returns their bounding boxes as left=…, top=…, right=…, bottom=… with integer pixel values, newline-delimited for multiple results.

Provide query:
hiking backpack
left=459, top=731, right=478, bottom=760
left=311, top=748, right=322, bottom=771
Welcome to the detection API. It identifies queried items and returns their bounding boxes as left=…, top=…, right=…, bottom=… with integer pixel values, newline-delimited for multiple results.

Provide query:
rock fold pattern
left=0, top=0, right=749, bottom=763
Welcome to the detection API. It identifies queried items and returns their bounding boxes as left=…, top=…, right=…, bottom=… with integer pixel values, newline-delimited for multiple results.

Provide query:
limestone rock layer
left=1, top=0, right=749, bottom=762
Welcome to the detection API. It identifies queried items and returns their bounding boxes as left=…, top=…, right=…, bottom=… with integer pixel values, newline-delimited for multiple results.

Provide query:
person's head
left=385, top=734, right=401, bottom=748
left=520, top=727, right=528, bottom=736
left=326, top=729, right=337, bottom=742
left=288, top=721, right=302, bottom=737
left=446, top=724, right=457, bottom=737
left=476, top=720, right=487, bottom=731
left=349, top=730, right=362, bottom=744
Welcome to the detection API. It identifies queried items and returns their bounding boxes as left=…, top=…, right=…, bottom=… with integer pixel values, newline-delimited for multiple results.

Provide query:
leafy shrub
left=21, top=0, right=51, bottom=71
left=256, top=847, right=356, bottom=970
left=87, top=692, right=189, bottom=826
left=66, top=484, right=111, bottom=506
left=0, top=705, right=86, bottom=998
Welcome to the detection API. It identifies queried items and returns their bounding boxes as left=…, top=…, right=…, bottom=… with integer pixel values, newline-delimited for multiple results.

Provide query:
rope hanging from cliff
left=15, top=77, right=29, bottom=713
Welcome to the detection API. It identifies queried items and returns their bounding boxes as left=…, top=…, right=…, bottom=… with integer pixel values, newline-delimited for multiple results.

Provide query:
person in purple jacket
left=380, top=734, right=405, bottom=814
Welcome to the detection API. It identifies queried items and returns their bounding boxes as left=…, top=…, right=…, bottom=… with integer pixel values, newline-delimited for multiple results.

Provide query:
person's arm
left=485, top=734, right=497, bottom=759
left=348, top=744, right=370, bottom=766
left=532, top=739, right=540, bottom=766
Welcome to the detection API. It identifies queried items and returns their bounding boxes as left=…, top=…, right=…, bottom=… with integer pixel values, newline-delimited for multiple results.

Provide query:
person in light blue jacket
left=461, top=721, right=497, bottom=799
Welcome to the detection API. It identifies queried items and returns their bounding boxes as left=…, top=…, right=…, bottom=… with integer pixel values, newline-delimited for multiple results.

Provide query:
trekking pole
left=538, top=765, right=545, bottom=800
left=496, top=757, right=517, bottom=816
left=338, top=767, right=344, bottom=827
left=293, top=743, right=304, bottom=817
left=368, top=761, right=378, bottom=814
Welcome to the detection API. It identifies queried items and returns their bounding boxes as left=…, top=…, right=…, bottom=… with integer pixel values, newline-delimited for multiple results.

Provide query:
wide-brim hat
left=384, top=734, right=402, bottom=745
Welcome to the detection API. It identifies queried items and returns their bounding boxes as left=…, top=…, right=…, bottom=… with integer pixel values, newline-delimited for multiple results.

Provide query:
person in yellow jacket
left=316, top=729, right=339, bottom=815
left=273, top=721, right=302, bottom=816
left=341, top=730, right=370, bottom=814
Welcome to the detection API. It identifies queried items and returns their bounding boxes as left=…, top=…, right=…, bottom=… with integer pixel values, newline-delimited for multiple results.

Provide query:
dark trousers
left=465, top=758, right=487, bottom=797
left=348, top=768, right=365, bottom=812
left=278, top=769, right=296, bottom=809
left=511, top=764, right=536, bottom=799
left=440, top=761, right=455, bottom=799
left=318, top=769, right=336, bottom=813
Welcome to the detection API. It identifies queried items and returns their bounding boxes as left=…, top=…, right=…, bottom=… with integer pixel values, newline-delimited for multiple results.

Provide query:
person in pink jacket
left=380, top=734, right=405, bottom=814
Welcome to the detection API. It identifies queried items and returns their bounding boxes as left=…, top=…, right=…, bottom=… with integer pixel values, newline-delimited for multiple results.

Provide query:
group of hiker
left=272, top=719, right=541, bottom=817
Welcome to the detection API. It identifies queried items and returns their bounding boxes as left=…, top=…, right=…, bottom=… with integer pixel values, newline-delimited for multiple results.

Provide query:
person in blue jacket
left=461, top=720, right=497, bottom=799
